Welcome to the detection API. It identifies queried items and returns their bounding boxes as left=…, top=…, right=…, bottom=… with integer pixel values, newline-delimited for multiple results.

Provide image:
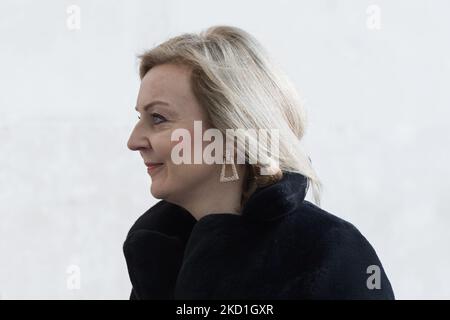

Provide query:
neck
left=170, top=165, right=248, bottom=221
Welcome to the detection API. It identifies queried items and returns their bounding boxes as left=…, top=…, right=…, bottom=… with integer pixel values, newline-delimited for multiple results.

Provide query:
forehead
left=137, top=63, right=193, bottom=105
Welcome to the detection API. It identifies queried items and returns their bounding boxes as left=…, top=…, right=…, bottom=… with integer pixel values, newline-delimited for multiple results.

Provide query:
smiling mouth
left=147, top=163, right=164, bottom=174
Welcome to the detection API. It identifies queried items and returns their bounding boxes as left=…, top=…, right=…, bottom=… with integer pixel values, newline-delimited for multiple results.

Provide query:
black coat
left=123, top=171, right=395, bottom=299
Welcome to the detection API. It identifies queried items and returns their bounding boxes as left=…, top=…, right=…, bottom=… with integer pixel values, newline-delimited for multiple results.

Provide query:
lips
left=145, top=161, right=163, bottom=168
left=145, top=162, right=164, bottom=175
left=147, top=164, right=163, bottom=170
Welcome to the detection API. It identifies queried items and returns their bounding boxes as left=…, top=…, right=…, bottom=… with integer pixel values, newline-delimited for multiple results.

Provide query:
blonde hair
left=137, top=25, right=322, bottom=207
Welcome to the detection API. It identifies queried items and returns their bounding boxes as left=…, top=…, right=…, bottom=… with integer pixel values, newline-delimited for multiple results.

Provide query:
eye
left=151, top=113, right=167, bottom=125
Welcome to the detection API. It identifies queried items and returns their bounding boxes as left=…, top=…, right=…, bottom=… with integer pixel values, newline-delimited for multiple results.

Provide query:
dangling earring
left=220, top=149, right=239, bottom=182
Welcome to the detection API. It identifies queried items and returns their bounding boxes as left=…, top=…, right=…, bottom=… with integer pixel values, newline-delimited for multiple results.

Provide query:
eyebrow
left=135, top=100, right=170, bottom=112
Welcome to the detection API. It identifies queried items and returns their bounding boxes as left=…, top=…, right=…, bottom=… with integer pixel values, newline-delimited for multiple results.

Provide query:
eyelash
left=138, top=113, right=167, bottom=125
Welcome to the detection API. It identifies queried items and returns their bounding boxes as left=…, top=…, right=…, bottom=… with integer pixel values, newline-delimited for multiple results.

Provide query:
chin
left=150, top=185, right=167, bottom=200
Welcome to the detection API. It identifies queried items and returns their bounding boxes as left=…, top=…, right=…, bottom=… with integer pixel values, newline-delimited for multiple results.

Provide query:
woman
left=124, top=25, right=395, bottom=300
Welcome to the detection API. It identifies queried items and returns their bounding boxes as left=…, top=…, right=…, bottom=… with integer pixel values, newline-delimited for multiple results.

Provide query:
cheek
left=166, top=129, right=218, bottom=178
left=151, top=132, right=178, bottom=160
left=167, top=134, right=184, bottom=164
left=167, top=127, right=197, bottom=163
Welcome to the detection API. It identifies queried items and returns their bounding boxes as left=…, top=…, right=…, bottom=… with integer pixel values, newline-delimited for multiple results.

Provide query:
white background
left=1, top=0, right=449, bottom=299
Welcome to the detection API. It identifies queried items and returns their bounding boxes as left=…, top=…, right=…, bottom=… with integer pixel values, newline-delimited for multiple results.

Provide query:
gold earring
left=220, top=149, right=239, bottom=182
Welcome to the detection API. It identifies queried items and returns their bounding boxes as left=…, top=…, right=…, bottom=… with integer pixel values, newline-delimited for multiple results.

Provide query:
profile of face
left=127, top=63, right=221, bottom=205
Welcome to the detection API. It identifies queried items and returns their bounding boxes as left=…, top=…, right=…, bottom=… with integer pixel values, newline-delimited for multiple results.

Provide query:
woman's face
left=127, top=63, right=219, bottom=203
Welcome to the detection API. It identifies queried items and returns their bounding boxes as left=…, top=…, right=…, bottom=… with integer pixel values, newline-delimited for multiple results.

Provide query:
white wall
left=1, top=0, right=449, bottom=299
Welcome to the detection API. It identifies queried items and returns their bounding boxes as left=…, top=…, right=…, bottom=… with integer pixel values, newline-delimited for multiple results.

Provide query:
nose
left=127, top=123, right=150, bottom=151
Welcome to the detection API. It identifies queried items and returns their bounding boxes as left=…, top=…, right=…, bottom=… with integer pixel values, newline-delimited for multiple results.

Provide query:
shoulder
left=275, top=200, right=366, bottom=250
left=288, top=200, right=379, bottom=250
left=280, top=200, right=395, bottom=299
